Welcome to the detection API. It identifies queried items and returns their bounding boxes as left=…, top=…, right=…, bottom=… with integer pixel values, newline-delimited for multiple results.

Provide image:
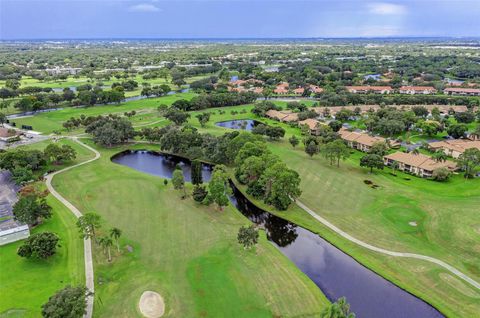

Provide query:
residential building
left=428, top=139, right=480, bottom=159
left=265, top=109, right=298, bottom=122
left=298, top=118, right=327, bottom=135
left=444, top=88, right=480, bottom=96
left=346, top=86, right=393, bottom=94
left=338, top=128, right=387, bottom=152
left=273, top=82, right=289, bottom=95
left=399, top=86, right=437, bottom=95
left=383, top=152, right=456, bottom=178
left=0, top=127, right=21, bottom=142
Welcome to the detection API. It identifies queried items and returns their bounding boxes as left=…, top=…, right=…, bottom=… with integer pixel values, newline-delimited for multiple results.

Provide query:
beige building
left=399, top=86, right=437, bottom=95
left=444, top=88, right=480, bottom=96
left=265, top=109, right=299, bottom=122
left=298, top=118, right=328, bottom=135
left=338, top=128, right=387, bottom=152
left=346, top=86, right=393, bottom=94
left=428, top=139, right=480, bottom=159
left=383, top=152, right=456, bottom=178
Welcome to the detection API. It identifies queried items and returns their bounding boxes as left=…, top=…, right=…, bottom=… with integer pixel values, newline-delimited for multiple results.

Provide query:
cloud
left=367, top=2, right=407, bottom=15
left=128, top=3, right=161, bottom=13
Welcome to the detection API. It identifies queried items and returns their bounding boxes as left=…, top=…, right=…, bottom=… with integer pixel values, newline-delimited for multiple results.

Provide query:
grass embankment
left=0, top=139, right=94, bottom=317
left=181, top=104, right=480, bottom=317
left=51, top=141, right=329, bottom=317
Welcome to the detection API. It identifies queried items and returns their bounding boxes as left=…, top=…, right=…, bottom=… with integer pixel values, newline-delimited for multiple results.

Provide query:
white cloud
left=128, top=3, right=161, bottom=12
left=367, top=2, right=407, bottom=15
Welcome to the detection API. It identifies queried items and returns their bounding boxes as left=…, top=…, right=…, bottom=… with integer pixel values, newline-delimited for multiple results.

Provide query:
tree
left=164, top=108, right=190, bottom=126
left=195, top=112, right=210, bottom=128
left=447, top=123, right=468, bottom=139
left=13, top=194, right=52, bottom=226
left=305, top=140, right=319, bottom=157
left=98, top=236, right=113, bottom=262
left=432, top=151, right=448, bottom=162
left=192, top=185, right=208, bottom=202
left=86, top=116, right=135, bottom=147
left=5, top=79, right=20, bottom=90
left=44, top=144, right=77, bottom=164
left=76, top=212, right=102, bottom=242
left=321, top=140, right=350, bottom=167
left=17, top=232, right=59, bottom=259
left=289, top=135, right=299, bottom=148
left=259, top=162, right=302, bottom=210
left=41, top=286, right=89, bottom=318
left=390, top=161, right=400, bottom=175
left=0, top=112, right=6, bottom=126
left=320, top=297, right=355, bottom=318
left=360, top=154, right=384, bottom=173
left=237, top=225, right=259, bottom=249
left=432, top=167, right=452, bottom=181
left=457, top=148, right=480, bottom=179
left=11, top=166, right=34, bottom=184
left=208, top=165, right=231, bottom=211
left=265, top=126, right=285, bottom=140
left=328, top=120, right=342, bottom=132
left=369, top=141, right=389, bottom=156
left=419, top=120, right=442, bottom=136
left=109, top=227, right=122, bottom=252
left=191, top=159, right=203, bottom=185
left=172, top=169, right=186, bottom=198
left=454, top=111, right=475, bottom=124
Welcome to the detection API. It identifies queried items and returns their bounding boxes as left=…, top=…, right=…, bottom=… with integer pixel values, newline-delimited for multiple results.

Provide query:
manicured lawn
left=51, top=141, right=329, bottom=317
left=182, top=105, right=480, bottom=317
left=0, top=139, right=96, bottom=317
left=10, top=93, right=195, bottom=134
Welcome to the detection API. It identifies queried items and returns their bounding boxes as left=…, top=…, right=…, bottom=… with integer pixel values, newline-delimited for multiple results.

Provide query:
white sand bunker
left=139, top=291, right=165, bottom=318
left=408, top=221, right=417, bottom=227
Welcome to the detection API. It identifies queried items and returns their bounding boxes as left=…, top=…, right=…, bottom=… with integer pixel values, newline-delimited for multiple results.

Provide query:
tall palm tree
left=109, top=227, right=122, bottom=253
left=433, top=151, right=447, bottom=162
left=100, top=236, right=113, bottom=262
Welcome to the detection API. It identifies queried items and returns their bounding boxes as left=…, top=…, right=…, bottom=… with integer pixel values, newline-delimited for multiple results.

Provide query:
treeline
left=170, top=91, right=257, bottom=111
left=316, top=92, right=479, bottom=107
left=0, top=143, right=77, bottom=184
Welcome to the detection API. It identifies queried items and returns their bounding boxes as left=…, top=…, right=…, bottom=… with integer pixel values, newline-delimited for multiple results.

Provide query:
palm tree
left=391, top=161, right=400, bottom=175
left=109, top=227, right=122, bottom=253
left=432, top=151, right=447, bottom=162
left=99, top=236, right=113, bottom=262
left=411, top=148, right=420, bottom=155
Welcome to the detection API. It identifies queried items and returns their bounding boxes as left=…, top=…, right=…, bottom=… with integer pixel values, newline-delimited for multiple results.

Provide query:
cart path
left=295, top=199, right=480, bottom=290
left=45, top=138, right=100, bottom=318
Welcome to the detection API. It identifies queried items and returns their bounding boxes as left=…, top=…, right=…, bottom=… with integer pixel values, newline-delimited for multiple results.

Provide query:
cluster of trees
left=13, top=190, right=52, bottom=226
left=0, top=144, right=76, bottom=184
left=76, top=212, right=122, bottom=262
left=317, top=91, right=479, bottom=107
left=3, top=85, right=126, bottom=112
left=170, top=91, right=257, bottom=111
left=251, top=124, right=286, bottom=140
left=85, top=115, right=135, bottom=147
left=140, top=84, right=171, bottom=97
left=18, top=232, right=59, bottom=259
left=41, top=285, right=90, bottom=318
left=235, top=141, right=302, bottom=210
left=111, top=79, right=138, bottom=91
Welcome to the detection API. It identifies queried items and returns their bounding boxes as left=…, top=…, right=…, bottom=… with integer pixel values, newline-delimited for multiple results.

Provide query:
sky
left=0, top=0, right=479, bottom=40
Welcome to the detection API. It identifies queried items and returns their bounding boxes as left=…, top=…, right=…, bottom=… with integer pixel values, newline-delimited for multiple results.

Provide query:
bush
left=17, top=232, right=59, bottom=259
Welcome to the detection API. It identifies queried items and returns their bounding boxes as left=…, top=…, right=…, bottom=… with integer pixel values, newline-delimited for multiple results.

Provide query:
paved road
left=45, top=138, right=100, bottom=318
left=295, top=199, right=480, bottom=291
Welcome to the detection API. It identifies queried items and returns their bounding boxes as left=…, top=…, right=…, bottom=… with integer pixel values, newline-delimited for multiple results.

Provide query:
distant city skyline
left=1, top=0, right=479, bottom=40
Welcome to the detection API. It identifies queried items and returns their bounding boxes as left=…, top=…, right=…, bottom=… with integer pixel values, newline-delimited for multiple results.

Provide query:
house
left=399, top=86, right=437, bottom=95
left=273, top=82, right=289, bottom=95
left=293, top=87, right=305, bottom=95
left=428, top=139, right=480, bottom=159
left=346, top=86, right=393, bottom=94
left=265, top=109, right=298, bottom=122
left=383, top=152, right=456, bottom=178
left=309, top=85, right=324, bottom=94
left=338, top=128, right=387, bottom=152
left=444, top=88, right=480, bottom=96
left=298, top=119, right=327, bottom=136
left=0, top=127, right=21, bottom=142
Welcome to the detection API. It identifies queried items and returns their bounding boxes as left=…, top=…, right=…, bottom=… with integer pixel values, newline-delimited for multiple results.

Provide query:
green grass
left=10, top=93, right=195, bottom=134
left=0, top=139, right=96, bottom=317
left=0, top=194, right=85, bottom=318
left=179, top=105, right=480, bottom=317
left=51, top=141, right=329, bottom=317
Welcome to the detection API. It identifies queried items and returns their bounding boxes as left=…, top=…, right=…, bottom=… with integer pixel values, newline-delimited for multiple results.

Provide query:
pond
left=215, top=119, right=262, bottom=131
left=111, top=150, right=444, bottom=318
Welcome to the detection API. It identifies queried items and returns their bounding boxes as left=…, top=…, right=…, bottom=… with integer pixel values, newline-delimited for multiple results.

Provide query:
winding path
left=295, top=199, right=480, bottom=291
left=45, top=138, right=100, bottom=318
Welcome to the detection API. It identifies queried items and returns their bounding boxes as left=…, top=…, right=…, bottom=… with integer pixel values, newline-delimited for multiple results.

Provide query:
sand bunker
left=139, top=291, right=165, bottom=318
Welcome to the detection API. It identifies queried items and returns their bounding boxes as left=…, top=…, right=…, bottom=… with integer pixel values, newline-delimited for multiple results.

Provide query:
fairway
left=50, top=141, right=329, bottom=317
left=179, top=105, right=480, bottom=317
